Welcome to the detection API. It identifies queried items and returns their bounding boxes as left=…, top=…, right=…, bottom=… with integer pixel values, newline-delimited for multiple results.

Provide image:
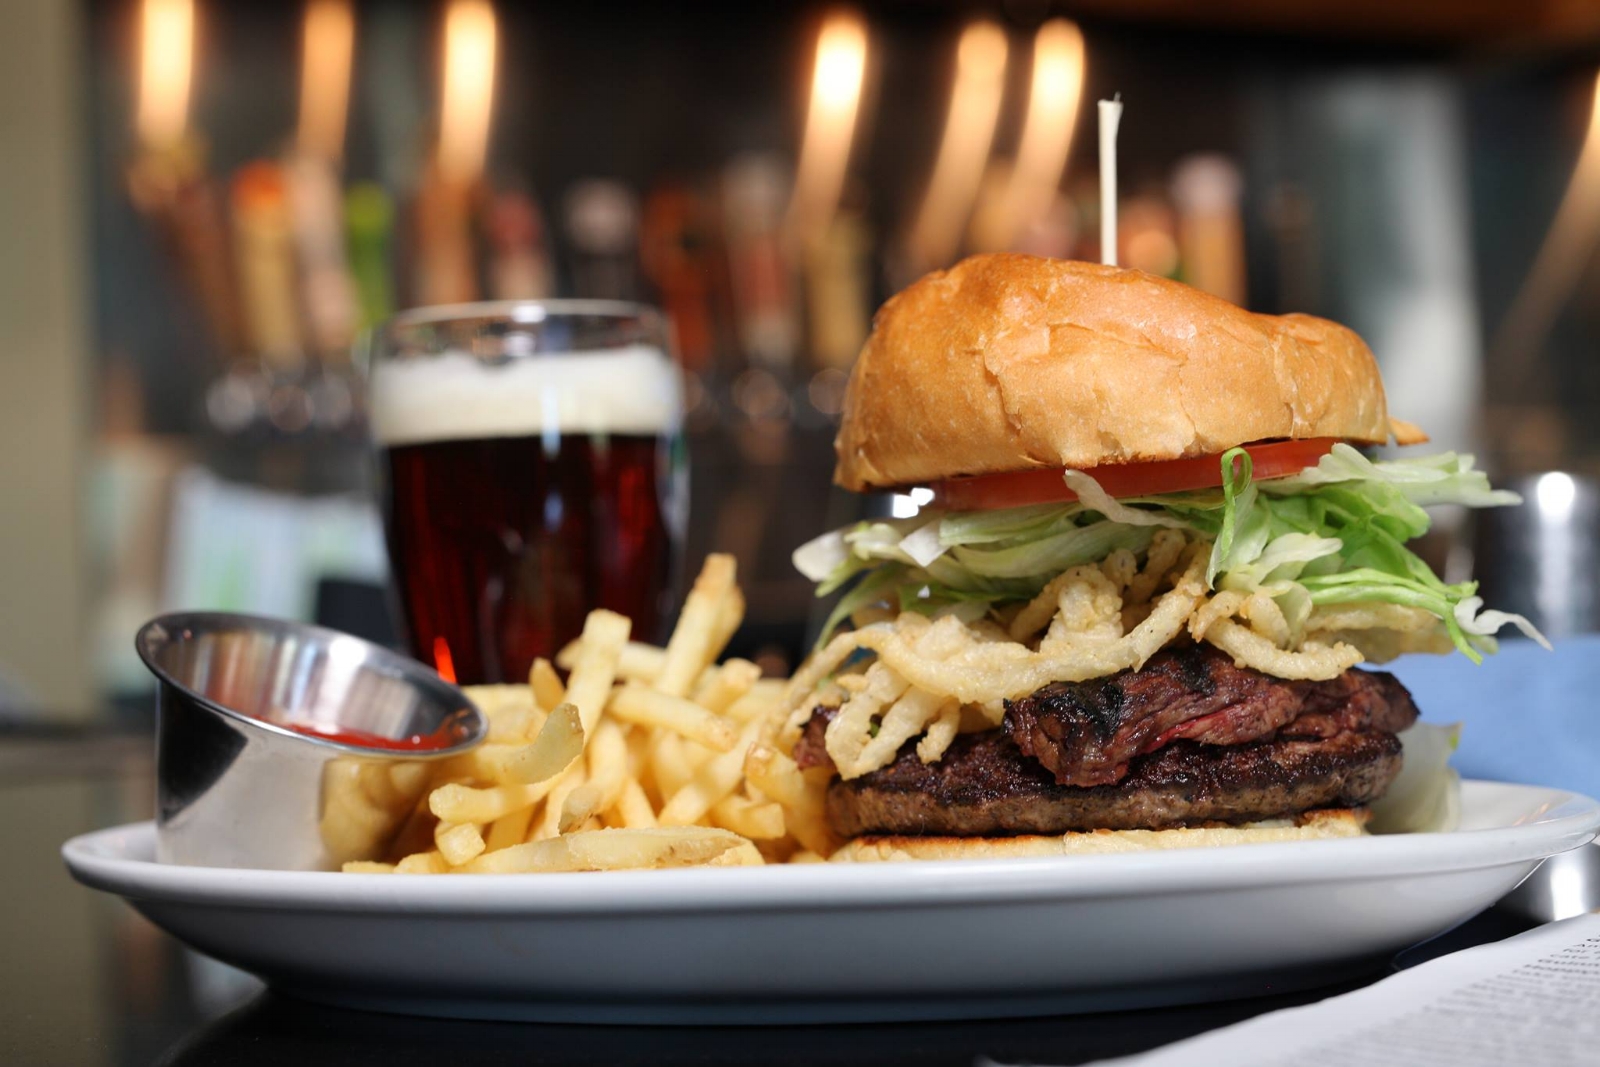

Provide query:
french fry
left=438, top=741, right=538, bottom=785
left=557, top=638, right=667, bottom=684
left=357, top=761, right=412, bottom=811
left=486, top=704, right=543, bottom=743
left=463, top=684, right=535, bottom=716
left=465, top=685, right=540, bottom=741
left=340, top=861, right=396, bottom=873
left=710, top=794, right=786, bottom=840
left=463, top=827, right=746, bottom=873
left=723, top=679, right=786, bottom=723
left=655, top=555, right=736, bottom=697
left=434, top=821, right=487, bottom=866
left=566, top=611, right=631, bottom=733
left=534, top=763, right=588, bottom=840
left=608, top=682, right=737, bottom=751
left=625, top=722, right=652, bottom=776
left=693, top=659, right=762, bottom=715
left=395, top=850, right=451, bottom=874
left=706, top=837, right=765, bottom=866
left=649, top=732, right=697, bottom=801
left=611, top=777, right=658, bottom=829
left=559, top=720, right=630, bottom=833
left=384, top=791, right=442, bottom=863
left=503, top=703, right=585, bottom=785
left=483, top=805, right=535, bottom=853
left=658, top=720, right=762, bottom=826
left=528, top=657, right=565, bottom=711
left=320, top=759, right=409, bottom=865
left=711, top=586, right=745, bottom=659
left=745, top=743, right=840, bottom=857
left=429, top=778, right=559, bottom=824
left=388, top=760, right=434, bottom=798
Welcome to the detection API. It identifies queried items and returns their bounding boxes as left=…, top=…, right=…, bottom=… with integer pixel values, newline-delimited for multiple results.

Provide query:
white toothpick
left=1099, top=94, right=1122, bottom=266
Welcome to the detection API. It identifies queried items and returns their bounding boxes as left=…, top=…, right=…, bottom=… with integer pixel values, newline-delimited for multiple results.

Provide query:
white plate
left=62, top=780, right=1600, bottom=1024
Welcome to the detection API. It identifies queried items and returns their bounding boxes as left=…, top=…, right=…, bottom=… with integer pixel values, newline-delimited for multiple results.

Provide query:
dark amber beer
left=370, top=306, right=682, bottom=684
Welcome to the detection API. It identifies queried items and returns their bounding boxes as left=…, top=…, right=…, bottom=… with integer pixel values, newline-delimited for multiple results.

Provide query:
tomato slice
left=929, top=439, right=1338, bottom=511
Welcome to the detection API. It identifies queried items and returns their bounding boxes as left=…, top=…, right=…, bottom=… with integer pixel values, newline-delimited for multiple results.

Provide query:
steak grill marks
left=1003, top=643, right=1419, bottom=787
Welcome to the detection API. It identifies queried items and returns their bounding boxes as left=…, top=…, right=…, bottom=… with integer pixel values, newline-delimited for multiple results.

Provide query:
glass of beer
left=368, top=302, right=684, bottom=685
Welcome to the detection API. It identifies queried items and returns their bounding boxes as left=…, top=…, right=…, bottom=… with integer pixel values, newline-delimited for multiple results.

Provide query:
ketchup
left=281, top=719, right=464, bottom=752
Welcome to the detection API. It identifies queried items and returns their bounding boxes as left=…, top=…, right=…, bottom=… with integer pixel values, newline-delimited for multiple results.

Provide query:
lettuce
left=1368, top=722, right=1463, bottom=833
left=793, top=445, right=1548, bottom=654
left=950, top=523, right=1156, bottom=579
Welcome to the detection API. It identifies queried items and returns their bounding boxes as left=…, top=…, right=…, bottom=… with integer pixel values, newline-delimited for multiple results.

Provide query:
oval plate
left=63, top=779, right=1599, bottom=1024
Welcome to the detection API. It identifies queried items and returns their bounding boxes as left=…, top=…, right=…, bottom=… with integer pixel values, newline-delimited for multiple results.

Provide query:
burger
left=783, top=254, right=1544, bottom=857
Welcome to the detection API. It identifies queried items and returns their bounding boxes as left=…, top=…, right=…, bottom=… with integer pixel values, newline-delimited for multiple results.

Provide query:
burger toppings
left=780, top=442, right=1539, bottom=838
left=796, top=444, right=1546, bottom=668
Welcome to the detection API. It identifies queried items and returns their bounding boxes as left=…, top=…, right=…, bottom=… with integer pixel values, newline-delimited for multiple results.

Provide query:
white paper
left=1083, top=913, right=1600, bottom=1067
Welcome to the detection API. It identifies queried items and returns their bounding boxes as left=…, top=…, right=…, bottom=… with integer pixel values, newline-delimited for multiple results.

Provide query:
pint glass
left=368, top=303, right=683, bottom=684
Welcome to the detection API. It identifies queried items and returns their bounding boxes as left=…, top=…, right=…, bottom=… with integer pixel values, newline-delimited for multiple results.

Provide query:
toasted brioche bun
left=829, top=807, right=1369, bottom=862
left=835, top=255, right=1416, bottom=492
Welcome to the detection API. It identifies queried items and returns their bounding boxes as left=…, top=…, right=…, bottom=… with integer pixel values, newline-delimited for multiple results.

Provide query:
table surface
left=0, top=730, right=1541, bottom=1067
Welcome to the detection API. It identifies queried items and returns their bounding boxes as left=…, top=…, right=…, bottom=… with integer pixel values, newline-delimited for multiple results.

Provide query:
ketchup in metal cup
left=280, top=720, right=465, bottom=752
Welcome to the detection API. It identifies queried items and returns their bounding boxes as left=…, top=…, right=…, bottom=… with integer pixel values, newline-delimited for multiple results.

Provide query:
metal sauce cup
left=136, top=613, right=486, bottom=870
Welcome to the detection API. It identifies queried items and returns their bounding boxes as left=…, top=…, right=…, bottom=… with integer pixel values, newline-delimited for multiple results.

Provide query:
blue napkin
left=1385, top=635, right=1600, bottom=799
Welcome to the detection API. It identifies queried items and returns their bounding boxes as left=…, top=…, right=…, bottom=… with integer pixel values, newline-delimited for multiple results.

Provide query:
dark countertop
left=0, top=731, right=1540, bottom=1067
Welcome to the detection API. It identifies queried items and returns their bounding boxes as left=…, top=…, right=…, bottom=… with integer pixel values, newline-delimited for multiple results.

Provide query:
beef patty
left=1005, top=643, right=1419, bottom=787
left=792, top=648, right=1420, bottom=837
left=810, top=725, right=1403, bottom=837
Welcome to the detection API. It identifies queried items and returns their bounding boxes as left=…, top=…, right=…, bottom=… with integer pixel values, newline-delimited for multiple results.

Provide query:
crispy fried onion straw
left=846, top=550, right=1209, bottom=708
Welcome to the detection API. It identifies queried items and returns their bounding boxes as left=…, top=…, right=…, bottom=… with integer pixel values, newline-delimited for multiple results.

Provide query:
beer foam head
left=370, top=345, right=682, bottom=446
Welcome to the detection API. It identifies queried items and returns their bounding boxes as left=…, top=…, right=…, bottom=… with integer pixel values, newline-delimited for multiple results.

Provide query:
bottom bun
left=829, top=808, right=1369, bottom=863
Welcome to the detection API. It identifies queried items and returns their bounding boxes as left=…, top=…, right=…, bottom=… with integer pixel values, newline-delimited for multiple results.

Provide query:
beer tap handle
left=345, top=182, right=396, bottom=331
left=231, top=160, right=307, bottom=374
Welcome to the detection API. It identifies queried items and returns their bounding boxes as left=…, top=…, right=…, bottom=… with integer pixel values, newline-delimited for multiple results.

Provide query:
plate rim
left=62, top=779, right=1600, bottom=915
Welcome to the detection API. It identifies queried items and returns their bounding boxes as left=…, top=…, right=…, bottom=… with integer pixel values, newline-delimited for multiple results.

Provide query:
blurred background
left=6, top=0, right=1600, bottom=726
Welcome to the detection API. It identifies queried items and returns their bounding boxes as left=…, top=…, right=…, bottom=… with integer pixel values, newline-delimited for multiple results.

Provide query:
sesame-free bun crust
left=835, top=255, right=1397, bottom=491
left=829, top=807, right=1369, bottom=862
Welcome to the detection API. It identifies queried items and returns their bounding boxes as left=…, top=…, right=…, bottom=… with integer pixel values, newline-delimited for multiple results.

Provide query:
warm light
left=1493, top=71, right=1600, bottom=362
left=786, top=11, right=869, bottom=249
left=906, top=21, right=1008, bottom=270
left=298, top=0, right=354, bottom=161
left=439, top=0, right=497, bottom=186
left=137, top=0, right=194, bottom=148
left=972, top=19, right=1084, bottom=252
left=432, top=636, right=457, bottom=683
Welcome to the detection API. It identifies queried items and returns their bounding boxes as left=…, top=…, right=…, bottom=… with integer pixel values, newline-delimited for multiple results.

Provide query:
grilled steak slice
left=818, top=724, right=1403, bottom=838
left=1004, top=644, right=1419, bottom=786
left=1278, top=668, right=1422, bottom=740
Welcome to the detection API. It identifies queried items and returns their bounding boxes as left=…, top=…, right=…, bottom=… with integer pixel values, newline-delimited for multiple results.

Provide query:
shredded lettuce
left=792, top=444, right=1548, bottom=655
left=950, top=523, right=1156, bottom=579
left=1368, top=722, right=1463, bottom=833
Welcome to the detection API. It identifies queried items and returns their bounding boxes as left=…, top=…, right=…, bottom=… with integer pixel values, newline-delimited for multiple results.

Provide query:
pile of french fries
left=340, top=555, right=839, bottom=874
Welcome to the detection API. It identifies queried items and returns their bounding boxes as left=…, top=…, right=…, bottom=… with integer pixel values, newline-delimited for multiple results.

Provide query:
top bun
left=835, top=254, right=1404, bottom=492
